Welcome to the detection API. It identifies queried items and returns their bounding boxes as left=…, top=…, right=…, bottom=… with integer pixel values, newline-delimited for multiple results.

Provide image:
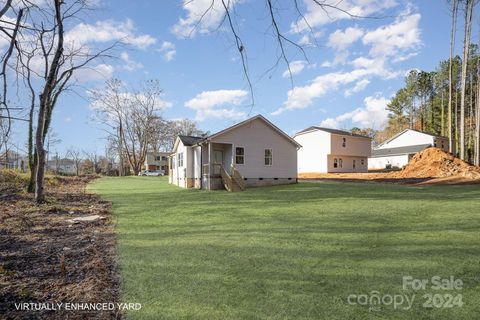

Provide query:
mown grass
left=90, top=177, right=480, bottom=319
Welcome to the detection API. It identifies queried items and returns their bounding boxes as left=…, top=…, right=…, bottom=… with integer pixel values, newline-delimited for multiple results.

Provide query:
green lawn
left=90, top=177, right=480, bottom=319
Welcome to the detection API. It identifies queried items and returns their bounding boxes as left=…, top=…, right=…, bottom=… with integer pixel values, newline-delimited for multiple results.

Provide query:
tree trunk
left=34, top=98, right=47, bottom=202
left=441, top=89, right=445, bottom=136
left=460, top=0, right=474, bottom=160
left=448, top=0, right=458, bottom=153
left=476, top=61, right=480, bottom=166
left=35, top=0, right=64, bottom=203
left=27, top=81, right=36, bottom=192
left=27, top=153, right=36, bottom=193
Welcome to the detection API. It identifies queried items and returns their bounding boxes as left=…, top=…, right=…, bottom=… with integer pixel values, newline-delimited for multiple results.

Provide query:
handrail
left=231, top=164, right=245, bottom=190
left=220, top=165, right=234, bottom=191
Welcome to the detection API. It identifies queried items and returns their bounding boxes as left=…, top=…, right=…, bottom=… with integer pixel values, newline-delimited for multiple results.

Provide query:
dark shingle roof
left=178, top=135, right=204, bottom=146
left=371, top=144, right=432, bottom=158
left=295, top=126, right=371, bottom=138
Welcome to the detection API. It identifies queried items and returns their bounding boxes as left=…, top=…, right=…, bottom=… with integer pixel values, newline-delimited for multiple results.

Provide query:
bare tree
left=2, top=0, right=115, bottom=202
left=153, top=119, right=206, bottom=152
left=0, top=118, right=9, bottom=156
left=90, top=79, right=165, bottom=175
left=182, top=0, right=391, bottom=108
left=66, top=148, right=82, bottom=176
left=459, top=0, right=474, bottom=160
left=448, top=0, right=456, bottom=154
left=45, top=131, right=61, bottom=164
left=83, top=150, right=100, bottom=174
left=476, top=58, right=480, bottom=166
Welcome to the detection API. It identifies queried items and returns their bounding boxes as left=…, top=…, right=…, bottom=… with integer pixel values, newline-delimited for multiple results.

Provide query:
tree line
left=379, top=0, right=480, bottom=166
left=0, top=1, right=205, bottom=202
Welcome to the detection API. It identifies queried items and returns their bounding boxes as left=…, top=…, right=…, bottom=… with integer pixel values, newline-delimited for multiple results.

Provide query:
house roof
left=371, top=144, right=432, bottom=158
left=377, top=129, right=448, bottom=148
left=197, top=115, right=302, bottom=148
left=294, top=126, right=371, bottom=139
left=178, top=135, right=204, bottom=146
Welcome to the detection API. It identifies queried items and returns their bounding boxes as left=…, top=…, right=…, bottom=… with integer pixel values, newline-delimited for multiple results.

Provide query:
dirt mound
left=392, top=147, right=480, bottom=179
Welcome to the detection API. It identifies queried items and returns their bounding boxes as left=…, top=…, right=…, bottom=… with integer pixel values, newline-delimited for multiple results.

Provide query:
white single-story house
left=46, top=158, right=77, bottom=174
left=0, top=151, right=26, bottom=171
left=294, top=126, right=372, bottom=173
left=369, top=129, right=452, bottom=170
left=144, top=151, right=171, bottom=174
left=169, top=115, right=301, bottom=191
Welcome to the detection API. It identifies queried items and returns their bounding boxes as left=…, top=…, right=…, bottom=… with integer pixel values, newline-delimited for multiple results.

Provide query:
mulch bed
left=0, top=175, right=120, bottom=319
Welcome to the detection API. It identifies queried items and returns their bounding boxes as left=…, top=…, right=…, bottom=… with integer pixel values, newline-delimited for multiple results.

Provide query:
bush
left=0, top=169, right=29, bottom=194
left=0, top=169, right=63, bottom=195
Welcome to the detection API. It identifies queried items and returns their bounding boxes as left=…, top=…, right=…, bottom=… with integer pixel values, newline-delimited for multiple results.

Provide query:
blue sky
left=9, top=0, right=463, bottom=155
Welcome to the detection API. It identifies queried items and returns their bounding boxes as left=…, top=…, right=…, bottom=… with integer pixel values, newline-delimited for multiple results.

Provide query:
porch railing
left=231, top=165, right=245, bottom=190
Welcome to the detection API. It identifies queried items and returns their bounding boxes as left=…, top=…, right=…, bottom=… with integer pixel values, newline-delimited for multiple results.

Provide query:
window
left=155, top=156, right=161, bottom=161
left=339, top=158, right=343, bottom=168
left=161, top=156, right=168, bottom=161
left=235, top=147, right=245, bottom=165
left=178, top=153, right=184, bottom=167
left=353, top=160, right=356, bottom=169
left=264, top=149, right=272, bottom=166
left=361, top=159, right=365, bottom=165
left=333, top=158, right=338, bottom=168
left=342, top=137, right=346, bottom=147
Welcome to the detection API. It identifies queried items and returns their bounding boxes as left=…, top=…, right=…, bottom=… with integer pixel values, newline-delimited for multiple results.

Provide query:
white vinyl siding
left=210, top=118, right=297, bottom=178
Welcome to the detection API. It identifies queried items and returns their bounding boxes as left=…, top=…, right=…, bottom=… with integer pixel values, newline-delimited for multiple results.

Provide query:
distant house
left=144, top=152, right=171, bottom=174
left=294, top=127, right=371, bottom=173
left=169, top=115, right=301, bottom=191
left=0, top=151, right=26, bottom=171
left=369, top=129, right=452, bottom=170
left=46, top=158, right=76, bottom=174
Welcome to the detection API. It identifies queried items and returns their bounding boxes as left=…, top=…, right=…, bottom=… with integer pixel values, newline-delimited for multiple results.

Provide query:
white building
left=46, top=158, right=77, bottom=174
left=294, top=127, right=372, bottom=173
left=169, top=115, right=301, bottom=191
left=0, top=151, right=26, bottom=171
left=369, top=129, right=451, bottom=170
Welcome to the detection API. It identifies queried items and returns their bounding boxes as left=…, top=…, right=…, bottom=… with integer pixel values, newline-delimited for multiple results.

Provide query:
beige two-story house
left=294, top=126, right=372, bottom=173
left=144, top=152, right=171, bottom=174
left=169, top=115, right=301, bottom=191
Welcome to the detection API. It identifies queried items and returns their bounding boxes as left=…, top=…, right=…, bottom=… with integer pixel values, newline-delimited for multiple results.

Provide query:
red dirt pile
left=391, top=147, right=480, bottom=179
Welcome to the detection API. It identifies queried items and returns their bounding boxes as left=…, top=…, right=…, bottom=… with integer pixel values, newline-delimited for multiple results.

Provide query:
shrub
left=0, top=169, right=29, bottom=194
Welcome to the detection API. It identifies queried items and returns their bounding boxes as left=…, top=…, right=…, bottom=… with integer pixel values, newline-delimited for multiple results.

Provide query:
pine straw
left=0, top=174, right=121, bottom=319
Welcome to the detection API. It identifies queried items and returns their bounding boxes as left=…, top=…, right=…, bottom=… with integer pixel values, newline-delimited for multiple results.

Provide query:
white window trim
left=235, top=146, right=245, bottom=165
left=178, top=152, right=184, bottom=167
left=264, top=148, right=273, bottom=166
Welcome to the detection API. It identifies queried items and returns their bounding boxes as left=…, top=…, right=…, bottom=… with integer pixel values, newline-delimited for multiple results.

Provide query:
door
left=213, top=150, right=223, bottom=175
left=353, top=159, right=356, bottom=170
